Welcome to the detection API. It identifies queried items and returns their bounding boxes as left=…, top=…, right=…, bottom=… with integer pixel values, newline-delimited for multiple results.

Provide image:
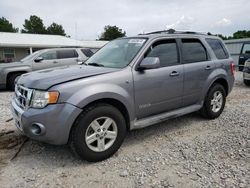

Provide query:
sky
left=0, top=0, right=249, bottom=40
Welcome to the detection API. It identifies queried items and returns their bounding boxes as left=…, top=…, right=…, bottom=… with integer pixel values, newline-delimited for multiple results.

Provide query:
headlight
left=31, top=90, right=59, bottom=108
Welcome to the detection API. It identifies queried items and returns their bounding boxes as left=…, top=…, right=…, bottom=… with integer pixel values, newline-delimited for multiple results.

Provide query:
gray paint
left=11, top=33, right=235, bottom=145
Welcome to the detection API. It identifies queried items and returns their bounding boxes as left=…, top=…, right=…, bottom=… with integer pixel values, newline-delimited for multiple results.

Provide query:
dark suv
left=11, top=31, right=235, bottom=162
left=238, top=42, right=250, bottom=71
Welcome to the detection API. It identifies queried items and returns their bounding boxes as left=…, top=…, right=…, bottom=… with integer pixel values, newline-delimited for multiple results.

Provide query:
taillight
left=230, top=61, right=235, bottom=76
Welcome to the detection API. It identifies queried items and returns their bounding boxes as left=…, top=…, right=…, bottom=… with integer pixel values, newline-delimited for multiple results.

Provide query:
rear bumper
left=11, top=98, right=82, bottom=145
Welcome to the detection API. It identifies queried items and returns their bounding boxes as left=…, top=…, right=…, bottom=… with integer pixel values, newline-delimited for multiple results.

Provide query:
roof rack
left=139, top=29, right=212, bottom=36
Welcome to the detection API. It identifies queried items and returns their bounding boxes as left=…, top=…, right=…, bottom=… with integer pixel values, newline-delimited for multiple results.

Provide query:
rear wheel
left=244, top=79, right=250, bottom=86
left=70, top=103, right=127, bottom=162
left=200, top=84, right=226, bottom=119
left=7, top=73, right=23, bottom=91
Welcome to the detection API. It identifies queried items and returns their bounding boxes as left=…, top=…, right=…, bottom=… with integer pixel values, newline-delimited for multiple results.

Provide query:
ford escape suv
left=11, top=30, right=235, bottom=162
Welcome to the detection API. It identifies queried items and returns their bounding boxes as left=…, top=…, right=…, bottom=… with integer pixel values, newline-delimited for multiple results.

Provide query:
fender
left=2, top=66, right=32, bottom=83
left=65, top=83, right=135, bottom=122
left=199, top=67, right=229, bottom=103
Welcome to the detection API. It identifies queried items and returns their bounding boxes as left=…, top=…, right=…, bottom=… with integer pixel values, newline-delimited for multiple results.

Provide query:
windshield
left=20, top=50, right=42, bottom=62
left=85, top=38, right=147, bottom=68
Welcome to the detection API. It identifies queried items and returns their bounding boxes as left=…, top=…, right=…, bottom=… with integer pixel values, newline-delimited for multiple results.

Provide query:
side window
left=241, top=43, right=250, bottom=54
left=57, top=50, right=78, bottom=59
left=182, top=39, right=207, bottom=63
left=145, top=39, right=179, bottom=67
left=40, top=51, right=57, bottom=60
left=206, top=38, right=229, bottom=59
left=81, top=48, right=94, bottom=57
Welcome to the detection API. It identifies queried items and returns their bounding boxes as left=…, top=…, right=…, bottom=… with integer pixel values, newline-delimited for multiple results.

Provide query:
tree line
left=0, top=15, right=67, bottom=36
left=0, top=15, right=126, bottom=40
left=1, top=15, right=249, bottom=40
left=216, top=30, right=250, bottom=40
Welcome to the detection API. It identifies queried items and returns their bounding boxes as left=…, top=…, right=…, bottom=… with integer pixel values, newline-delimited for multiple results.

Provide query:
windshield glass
left=85, top=38, right=147, bottom=68
left=20, top=50, right=42, bottom=62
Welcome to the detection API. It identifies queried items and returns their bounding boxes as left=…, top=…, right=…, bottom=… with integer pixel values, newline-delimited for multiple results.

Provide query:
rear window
left=57, top=49, right=78, bottom=59
left=181, top=39, right=207, bottom=63
left=206, top=38, right=229, bottom=59
left=81, top=48, right=94, bottom=57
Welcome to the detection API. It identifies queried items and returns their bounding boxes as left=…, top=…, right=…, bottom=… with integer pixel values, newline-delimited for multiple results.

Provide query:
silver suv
left=11, top=31, right=235, bottom=162
left=0, top=47, right=95, bottom=90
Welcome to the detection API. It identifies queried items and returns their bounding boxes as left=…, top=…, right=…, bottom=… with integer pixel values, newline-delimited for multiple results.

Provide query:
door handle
left=170, top=71, right=180, bottom=77
left=53, top=61, right=58, bottom=64
left=205, top=66, right=211, bottom=70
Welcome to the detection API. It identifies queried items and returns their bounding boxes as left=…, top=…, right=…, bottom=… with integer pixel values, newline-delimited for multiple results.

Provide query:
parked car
left=243, top=59, right=250, bottom=86
left=11, top=31, right=235, bottom=162
left=238, top=42, right=250, bottom=71
left=0, top=47, right=96, bottom=90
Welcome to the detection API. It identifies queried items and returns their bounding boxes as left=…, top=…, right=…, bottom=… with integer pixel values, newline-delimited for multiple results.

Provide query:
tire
left=70, top=103, right=127, bottom=162
left=244, top=79, right=250, bottom=86
left=7, top=73, right=23, bottom=91
left=200, top=84, right=226, bottom=119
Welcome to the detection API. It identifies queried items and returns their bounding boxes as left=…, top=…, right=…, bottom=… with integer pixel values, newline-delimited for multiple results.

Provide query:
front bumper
left=11, top=98, right=82, bottom=145
left=243, top=68, right=250, bottom=80
left=243, top=71, right=250, bottom=80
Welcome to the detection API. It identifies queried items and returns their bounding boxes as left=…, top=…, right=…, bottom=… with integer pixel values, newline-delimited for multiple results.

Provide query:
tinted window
left=206, top=38, right=228, bottom=59
left=40, top=51, right=57, bottom=60
left=81, top=48, right=94, bottom=57
left=182, top=39, right=207, bottom=63
left=242, top=43, right=250, bottom=54
left=145, top=39, right=179, bottom=67
left=57, top=50, right=78, bottom=59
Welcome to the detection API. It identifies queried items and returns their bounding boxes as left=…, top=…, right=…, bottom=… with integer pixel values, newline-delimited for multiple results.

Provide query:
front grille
left=15, top=85, right=33, bottom=109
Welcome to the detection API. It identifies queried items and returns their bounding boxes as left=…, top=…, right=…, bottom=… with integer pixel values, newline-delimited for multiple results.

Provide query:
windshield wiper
left=87, top=62, right=104, bottom=67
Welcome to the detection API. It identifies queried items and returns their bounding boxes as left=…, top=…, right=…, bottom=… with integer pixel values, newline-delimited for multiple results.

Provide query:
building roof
left=224, top=38, right=250, bottom=44
left=0, top=32, right=108, bottom=48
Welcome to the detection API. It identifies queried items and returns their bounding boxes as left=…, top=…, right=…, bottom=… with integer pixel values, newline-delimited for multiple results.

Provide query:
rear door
left=181, top=38, right=215, bottom=107
left=56, top=49, right=79, bottom=66
left=133, top=39, right=184, bottom=119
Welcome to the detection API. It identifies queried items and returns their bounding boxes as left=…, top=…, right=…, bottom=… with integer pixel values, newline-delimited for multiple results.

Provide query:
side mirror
left=34, top=56, right=43, bottom=62
left=245, top=50, right=250, bottom=54
left=77, top=59, right=86, bottom=65
left=138, top=57, right=160, bottom=70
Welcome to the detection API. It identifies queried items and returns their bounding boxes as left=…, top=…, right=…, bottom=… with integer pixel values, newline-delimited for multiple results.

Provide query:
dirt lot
left=0, top=72, right=249, bottom=188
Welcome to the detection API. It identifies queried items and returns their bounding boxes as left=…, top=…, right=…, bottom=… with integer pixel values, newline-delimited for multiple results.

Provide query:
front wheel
left=70, top=103, right=127, bottom=162
left=200, top=84, right=226, bottom=119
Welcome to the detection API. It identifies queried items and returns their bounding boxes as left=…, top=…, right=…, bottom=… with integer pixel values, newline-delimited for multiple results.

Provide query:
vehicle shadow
left=11, top=112, right=207, bottom=167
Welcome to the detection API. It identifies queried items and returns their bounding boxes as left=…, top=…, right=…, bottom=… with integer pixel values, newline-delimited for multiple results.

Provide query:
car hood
left=17, top=65, right=118, bottom=90
left=0, top=61, right=27, bottom=68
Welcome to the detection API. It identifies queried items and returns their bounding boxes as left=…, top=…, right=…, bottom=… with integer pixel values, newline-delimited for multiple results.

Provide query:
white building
left=0, top=32, right=108, bottom=63
left=224, top=38, right=250, bottom=65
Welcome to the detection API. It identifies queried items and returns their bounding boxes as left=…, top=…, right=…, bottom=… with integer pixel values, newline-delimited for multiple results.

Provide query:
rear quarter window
left=206, top=38, right=229, bottom=59
left=81, top=48, right=94, bottom=57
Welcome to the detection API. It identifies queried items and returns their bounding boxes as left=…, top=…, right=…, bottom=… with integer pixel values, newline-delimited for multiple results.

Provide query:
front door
left=33, top=50, right=59, bottom=71
left=133, top=39, right=184, bottom=119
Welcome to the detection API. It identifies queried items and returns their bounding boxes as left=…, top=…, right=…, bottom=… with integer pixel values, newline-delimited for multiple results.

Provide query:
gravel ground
left=0, top=72, right=249, bottom=188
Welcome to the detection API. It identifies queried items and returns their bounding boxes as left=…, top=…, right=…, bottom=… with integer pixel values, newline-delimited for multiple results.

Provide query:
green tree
left=21, top=15, right=46, bottom=34
left=232, top=30, right=250, bottom=39
left=0, top=17, right=18, bottom=32
left=99, top=25, right=126, bottom=40
left=47, top=22, right=66, bottom=36
left=216, top=34, right=228, bottom=40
